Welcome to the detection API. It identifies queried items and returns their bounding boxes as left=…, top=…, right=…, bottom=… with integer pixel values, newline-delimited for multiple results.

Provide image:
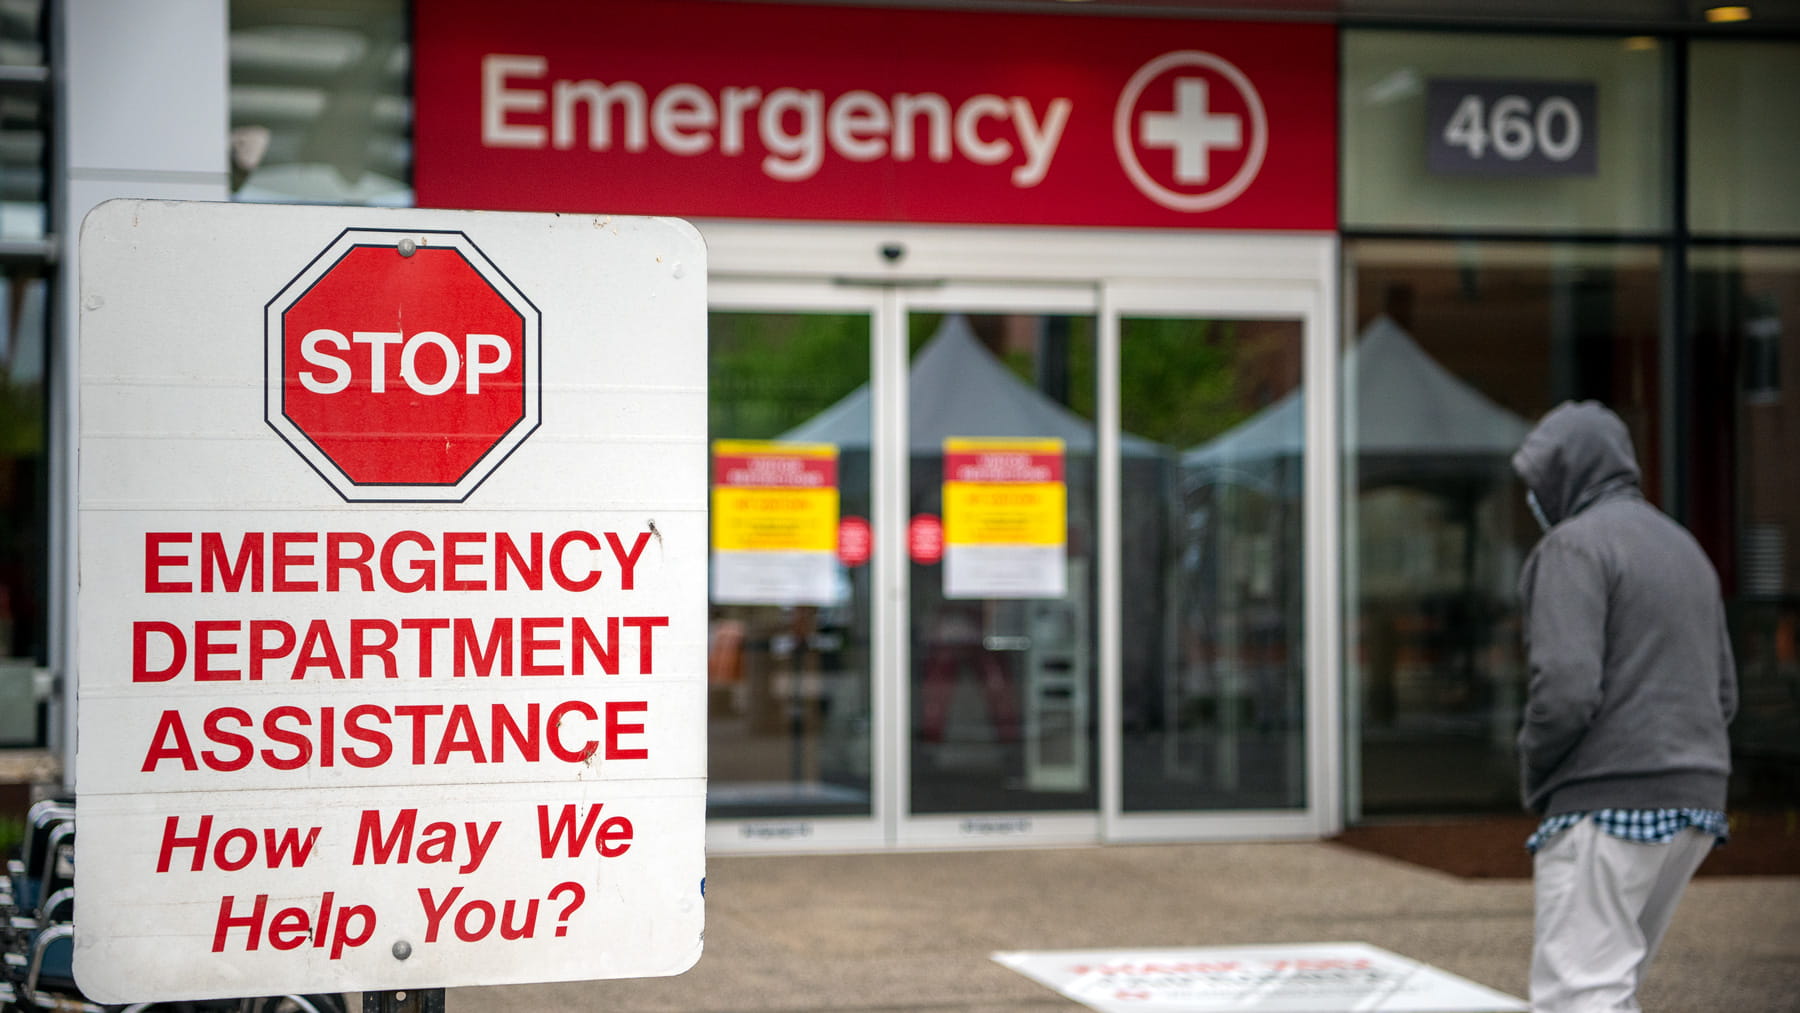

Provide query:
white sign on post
left=73, top=200, right=708, bottom=1003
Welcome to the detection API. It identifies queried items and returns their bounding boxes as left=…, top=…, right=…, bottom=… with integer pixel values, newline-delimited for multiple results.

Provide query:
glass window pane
left=1345, top=239, right=1661, bottom=813
left=1689, top=245, right=1800, bottom=807
left=1689, top=41, right=1800, bottom=238
left=0, top=266, right=46, bottom=745
left=908, top=312, right=1097, bottom=814
left=1343, top=30, right=1667, bottom=233
left=0, top=0, right=44, bottom=67
left=707, top=311, right=873, bottom=819
left=229, top=0, right=412, bottom=206
left=0, top=0, right=46, bottom=242
left=1121, top=317, right=1306, bottom=812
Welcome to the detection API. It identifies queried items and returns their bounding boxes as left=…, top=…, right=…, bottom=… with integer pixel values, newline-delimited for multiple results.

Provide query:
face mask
left=1527, top=490, right=1550, bottom=532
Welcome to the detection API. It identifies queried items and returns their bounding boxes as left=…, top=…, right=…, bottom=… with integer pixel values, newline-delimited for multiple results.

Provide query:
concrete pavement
left=437, top=839, right=1800, bottom=1012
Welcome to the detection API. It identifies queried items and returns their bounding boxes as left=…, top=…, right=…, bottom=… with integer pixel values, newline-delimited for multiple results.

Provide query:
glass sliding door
left=901, top=304, right=1100, bottom=831
left=1117, top=315, right=1307, bottom=813
left=705, top=287, right=883, bottom=848
left=1103, top=281, right=1334, bottom=841
left=699, top=223, right=1341, bottom=851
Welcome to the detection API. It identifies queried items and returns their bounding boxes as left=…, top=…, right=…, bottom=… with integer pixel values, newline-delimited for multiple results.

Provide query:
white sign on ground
left=994, top=943, right=1527, bottom=1012
left=74, top=200, right=708, bottom=1003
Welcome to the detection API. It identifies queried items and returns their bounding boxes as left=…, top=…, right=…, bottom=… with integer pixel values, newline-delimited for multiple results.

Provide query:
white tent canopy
left=782, top=314, right=1160, bottom=454
left=1184, top=315, right=1528, bottom=477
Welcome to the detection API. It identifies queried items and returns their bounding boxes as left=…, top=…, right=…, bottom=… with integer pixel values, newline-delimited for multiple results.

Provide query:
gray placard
left=1427, top=78, right=1598, bottom=177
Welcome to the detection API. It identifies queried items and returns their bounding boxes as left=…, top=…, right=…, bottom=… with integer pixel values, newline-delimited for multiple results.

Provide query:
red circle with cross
left=1113, top=50, right=1269, bottom=213
left=265, top=230, right=540, bottom=502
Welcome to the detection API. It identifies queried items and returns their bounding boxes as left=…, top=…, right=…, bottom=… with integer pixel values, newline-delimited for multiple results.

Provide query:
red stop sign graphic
left=265, top=230, right=540, bottom=501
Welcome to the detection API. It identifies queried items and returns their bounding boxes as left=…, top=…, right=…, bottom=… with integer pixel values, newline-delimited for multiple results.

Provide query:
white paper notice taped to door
left=710, top=440, right=841, bottom=605
left=942, top=437, right=1066, bottom=599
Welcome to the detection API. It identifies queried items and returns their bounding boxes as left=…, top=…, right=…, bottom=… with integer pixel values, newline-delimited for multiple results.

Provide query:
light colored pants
left=1530, top=818, right=1714, bottom=1012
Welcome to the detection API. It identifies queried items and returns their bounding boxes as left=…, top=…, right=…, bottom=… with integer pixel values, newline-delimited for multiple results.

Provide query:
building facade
left=2, top=0, right=1796, bottom=853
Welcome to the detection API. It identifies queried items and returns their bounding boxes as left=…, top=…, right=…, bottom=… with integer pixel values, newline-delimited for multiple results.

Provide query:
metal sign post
left=364, top=989, right=447, bottom=1013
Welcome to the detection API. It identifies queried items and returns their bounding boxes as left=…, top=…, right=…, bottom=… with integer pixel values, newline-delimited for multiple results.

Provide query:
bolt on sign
left=73, top=200, right=707, bottom=1003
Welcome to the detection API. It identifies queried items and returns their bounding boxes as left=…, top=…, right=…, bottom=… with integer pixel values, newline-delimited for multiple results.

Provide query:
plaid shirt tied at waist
left=1526, top=808, right=1730, bottom=854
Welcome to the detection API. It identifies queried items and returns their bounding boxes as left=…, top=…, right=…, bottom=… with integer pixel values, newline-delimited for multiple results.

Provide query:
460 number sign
left=1426, top=78, right=1597, bottom=177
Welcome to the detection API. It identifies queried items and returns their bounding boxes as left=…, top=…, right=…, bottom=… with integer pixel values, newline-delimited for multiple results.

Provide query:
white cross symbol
left=1139, top=77, right=1242, bottom=185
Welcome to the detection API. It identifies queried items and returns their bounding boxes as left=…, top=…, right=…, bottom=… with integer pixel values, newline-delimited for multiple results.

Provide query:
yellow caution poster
left=942, top=437, right=1066, bottom=599
left=711, top=440, right=840, bottom=604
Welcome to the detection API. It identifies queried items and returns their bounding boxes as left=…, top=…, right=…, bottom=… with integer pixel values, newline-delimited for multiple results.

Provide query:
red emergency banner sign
left=413, top=0, right=1336, bottom=230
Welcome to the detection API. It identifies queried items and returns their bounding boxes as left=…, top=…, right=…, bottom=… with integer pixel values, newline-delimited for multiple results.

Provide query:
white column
left=52, top=0, right=231, bottom=786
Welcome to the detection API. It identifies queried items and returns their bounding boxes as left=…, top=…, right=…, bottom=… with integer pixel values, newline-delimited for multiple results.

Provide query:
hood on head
left=1510, top=400, right=1641, bottom=526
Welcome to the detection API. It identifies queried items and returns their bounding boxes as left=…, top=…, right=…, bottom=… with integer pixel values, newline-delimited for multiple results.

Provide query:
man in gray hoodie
left=1511, top=400, right=1736, bottom=1013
